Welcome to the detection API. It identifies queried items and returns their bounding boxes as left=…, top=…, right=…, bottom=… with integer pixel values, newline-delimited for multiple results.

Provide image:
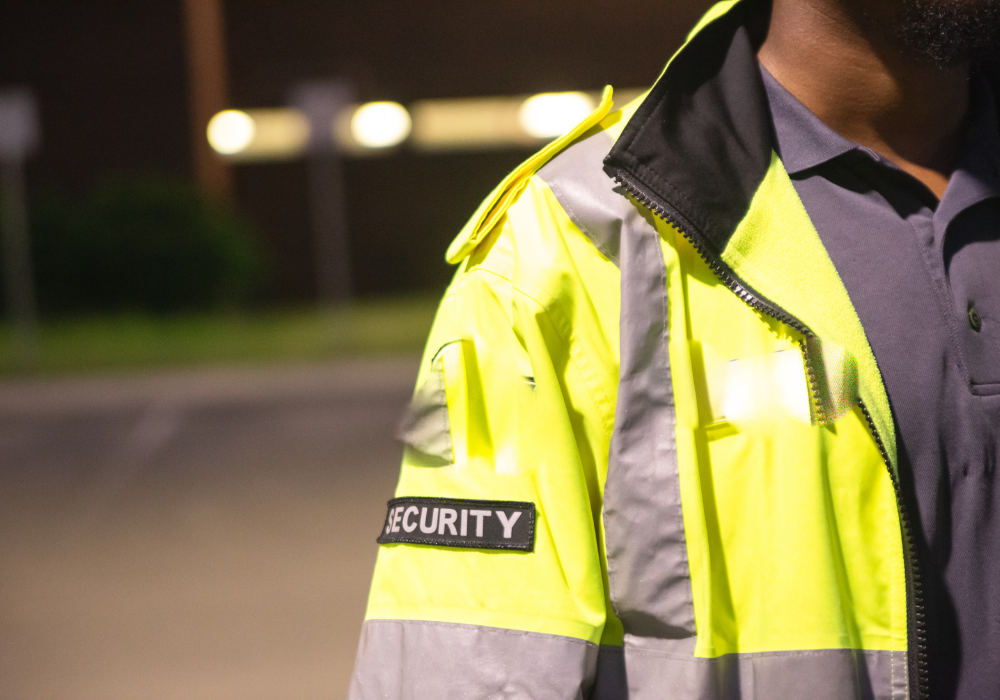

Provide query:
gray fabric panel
left=536, top=130, right=624, bottom=267
left=396, top=355, right=453, bottom=466
left=890, top=648, right=909, bottom=700
left=349, top=619, right=599, bottom=700
left=603, top=194, right=697, bottom=641
left=592, top=646, right=905, bottom=700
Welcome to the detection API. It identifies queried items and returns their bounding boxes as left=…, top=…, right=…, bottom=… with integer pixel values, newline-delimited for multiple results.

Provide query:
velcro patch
left=377, top=497, right=535, bottom=552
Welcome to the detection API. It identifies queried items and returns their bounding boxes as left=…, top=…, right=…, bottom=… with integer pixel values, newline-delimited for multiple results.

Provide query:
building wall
left=0, top=0, right=714, bottom=301
left=0, top=1, right=191, bottom=189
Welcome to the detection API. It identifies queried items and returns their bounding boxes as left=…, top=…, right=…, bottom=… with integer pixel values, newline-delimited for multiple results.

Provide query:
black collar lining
left=603, top=0, right=775, bottom=257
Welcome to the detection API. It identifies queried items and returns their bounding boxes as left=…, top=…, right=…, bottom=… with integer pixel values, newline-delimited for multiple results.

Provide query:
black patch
left=377, top=497, right=535, bottom=552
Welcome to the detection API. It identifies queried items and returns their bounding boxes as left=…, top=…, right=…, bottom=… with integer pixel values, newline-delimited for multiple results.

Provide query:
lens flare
left=206, top=110, right=256, bottom=155
left=350, top=102, right=411, bottom=148
left=517, top=92, right=595, bottom=139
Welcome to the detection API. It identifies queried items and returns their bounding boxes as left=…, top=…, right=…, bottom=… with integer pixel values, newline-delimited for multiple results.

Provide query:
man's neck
left=758, top=0, right=970, bottom=198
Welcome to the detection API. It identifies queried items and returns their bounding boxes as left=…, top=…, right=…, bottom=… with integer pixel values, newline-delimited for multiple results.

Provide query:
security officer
left=351, top=0, right=1000, bottom=697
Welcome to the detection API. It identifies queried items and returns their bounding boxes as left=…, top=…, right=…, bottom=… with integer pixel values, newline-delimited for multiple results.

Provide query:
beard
left=895, top=0, right=1000, bottom=66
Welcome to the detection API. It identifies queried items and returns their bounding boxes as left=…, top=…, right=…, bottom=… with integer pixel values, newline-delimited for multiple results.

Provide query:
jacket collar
left=604, top=0, right=1000, bottom=254
left=602, top=0, right=773, bottom=259
left=603, top=0, right=906, bottom=468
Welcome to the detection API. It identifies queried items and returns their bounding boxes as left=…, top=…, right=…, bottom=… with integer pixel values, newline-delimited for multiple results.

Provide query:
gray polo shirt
left=761, top=65, right=1000, bottom=699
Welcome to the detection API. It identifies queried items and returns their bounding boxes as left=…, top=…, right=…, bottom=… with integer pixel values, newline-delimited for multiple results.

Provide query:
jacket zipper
left=857, top=400, right=930, bottom=699
left=610, top=167, right=929, bottom=700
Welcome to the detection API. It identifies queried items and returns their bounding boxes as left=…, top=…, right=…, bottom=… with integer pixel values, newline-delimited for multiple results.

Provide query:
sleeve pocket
left=396, top=347, right=455, bottom=467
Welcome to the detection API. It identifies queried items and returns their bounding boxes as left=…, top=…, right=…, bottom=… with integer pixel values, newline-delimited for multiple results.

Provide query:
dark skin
left=758, top=0, right=971, bottom=198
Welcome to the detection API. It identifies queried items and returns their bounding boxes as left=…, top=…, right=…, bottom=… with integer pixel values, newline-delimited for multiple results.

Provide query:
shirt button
left=968, top=303, right=983, bottom=332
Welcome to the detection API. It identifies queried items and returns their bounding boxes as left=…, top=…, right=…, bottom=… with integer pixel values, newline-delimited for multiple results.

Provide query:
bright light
left=714, top=348, right=811, bottom=425
left=518, top=92, right=595, bottom=139
left=350, top=102, right=411, bottom=148
left=410, top=97, right=534, bottom=151
left=207, top=110, right=256, bottom=155
left=773, top=348, right=811, bottom=423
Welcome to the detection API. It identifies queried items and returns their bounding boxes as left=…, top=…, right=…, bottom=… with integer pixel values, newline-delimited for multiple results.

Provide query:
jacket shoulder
left=445, top=87, right=646, bottom=265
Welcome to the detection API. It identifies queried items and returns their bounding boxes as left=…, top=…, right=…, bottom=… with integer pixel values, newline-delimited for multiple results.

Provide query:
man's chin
left=895, top=0, right=1000, bottom=66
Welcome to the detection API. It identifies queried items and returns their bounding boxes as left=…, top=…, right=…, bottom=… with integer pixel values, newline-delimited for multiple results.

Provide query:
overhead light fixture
left=209, top=89, right=647, bottom=160
left=409, top=97, right=535, bottom=151
left=207, top=110, right=256, bottom=155
left=517, top=92, right=596, bottom=139
left=239, top=109, right=310, bottom=160
left=350, top=101, right=411, bottom=149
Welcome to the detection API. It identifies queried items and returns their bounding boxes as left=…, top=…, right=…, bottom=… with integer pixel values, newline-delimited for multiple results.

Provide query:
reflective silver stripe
left=536, top=130, right=623, bottom=267
left=349, top=619, right=598, bottom=699
left=605, top=188, right=697, bottom=641
left=592, top=645, right=907, bottom=700
left=538, top=125, right=696, bottom=641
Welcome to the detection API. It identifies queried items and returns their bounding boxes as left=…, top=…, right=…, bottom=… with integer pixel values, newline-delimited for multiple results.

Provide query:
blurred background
left=0, top=1, right=711, bottom=697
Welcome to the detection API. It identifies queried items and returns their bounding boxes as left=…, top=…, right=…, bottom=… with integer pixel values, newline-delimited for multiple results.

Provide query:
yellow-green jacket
left=350, top=1, right=923, bottom=698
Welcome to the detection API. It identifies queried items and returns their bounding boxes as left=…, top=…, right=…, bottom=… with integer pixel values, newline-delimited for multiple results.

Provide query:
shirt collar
left=937, top=74, right=1000, bottom=223
left=760, top=64, right=860, bottom=175
left=762, top=62, right=1000, bottom=214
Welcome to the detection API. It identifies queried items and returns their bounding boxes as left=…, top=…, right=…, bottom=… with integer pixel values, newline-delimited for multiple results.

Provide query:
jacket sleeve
left=349, top=178, right=621, bottom=699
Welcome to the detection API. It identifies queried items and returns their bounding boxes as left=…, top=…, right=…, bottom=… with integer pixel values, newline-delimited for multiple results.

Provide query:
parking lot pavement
left=0, top=357, right=419, bottom=700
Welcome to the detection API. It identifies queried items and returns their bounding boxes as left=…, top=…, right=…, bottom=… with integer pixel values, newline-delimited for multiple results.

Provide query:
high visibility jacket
left=350, top=1, right=923, bottom=698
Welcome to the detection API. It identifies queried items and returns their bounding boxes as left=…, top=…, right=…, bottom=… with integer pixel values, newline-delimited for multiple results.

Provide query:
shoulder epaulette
left=445, top=86, right=615, bottom=264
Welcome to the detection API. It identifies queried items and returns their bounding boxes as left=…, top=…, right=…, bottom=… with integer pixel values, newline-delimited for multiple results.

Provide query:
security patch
left=377, top=497, right=535, bottom=552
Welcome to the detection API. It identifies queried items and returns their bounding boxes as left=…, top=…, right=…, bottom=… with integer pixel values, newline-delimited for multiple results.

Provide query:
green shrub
left=4, top=174, right=268, bottom=316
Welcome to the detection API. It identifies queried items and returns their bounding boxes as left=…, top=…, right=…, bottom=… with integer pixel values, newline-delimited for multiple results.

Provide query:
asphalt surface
left=0, top=357, right=419, bottom=699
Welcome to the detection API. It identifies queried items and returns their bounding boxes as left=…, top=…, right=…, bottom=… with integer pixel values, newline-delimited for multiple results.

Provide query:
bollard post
left=0, top=88, right=41, bottom=371
left=289, top=81, right=354, bottom=305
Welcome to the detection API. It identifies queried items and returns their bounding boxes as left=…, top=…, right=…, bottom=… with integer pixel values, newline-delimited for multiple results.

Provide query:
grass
left=0, top=296, right=440, bottom=376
